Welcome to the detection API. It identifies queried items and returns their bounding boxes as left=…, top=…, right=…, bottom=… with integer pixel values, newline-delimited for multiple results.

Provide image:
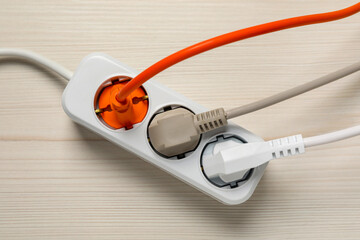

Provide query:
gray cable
left=0, top=48, right=72, bottom=80
left=226, top=61, right=360, bottom=119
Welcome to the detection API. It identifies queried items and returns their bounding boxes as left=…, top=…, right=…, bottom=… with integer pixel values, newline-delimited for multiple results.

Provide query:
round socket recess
left=201, top=134, right=253, bottom=189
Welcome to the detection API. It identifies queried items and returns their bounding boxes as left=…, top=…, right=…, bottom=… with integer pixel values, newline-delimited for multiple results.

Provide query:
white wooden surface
left=0, top=1, right=360, bottom=239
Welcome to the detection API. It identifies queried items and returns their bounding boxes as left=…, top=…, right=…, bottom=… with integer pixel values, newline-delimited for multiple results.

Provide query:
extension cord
left=62, top=53, right=267, bottom=205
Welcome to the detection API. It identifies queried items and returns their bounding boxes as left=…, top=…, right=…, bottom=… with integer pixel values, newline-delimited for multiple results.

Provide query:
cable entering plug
left=95, top=76, right=149, bottom=130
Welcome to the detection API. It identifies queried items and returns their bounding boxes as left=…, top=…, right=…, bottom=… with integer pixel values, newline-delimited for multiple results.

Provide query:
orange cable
left=117, top=2, right=360, bottom=102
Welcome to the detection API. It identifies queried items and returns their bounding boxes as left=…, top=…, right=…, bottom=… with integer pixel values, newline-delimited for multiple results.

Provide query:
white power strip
left=62, top=53, right=267, bottom=205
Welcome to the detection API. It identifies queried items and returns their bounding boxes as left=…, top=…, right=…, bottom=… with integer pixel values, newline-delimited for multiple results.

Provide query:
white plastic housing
left=62, top=53, right=267, bottom=205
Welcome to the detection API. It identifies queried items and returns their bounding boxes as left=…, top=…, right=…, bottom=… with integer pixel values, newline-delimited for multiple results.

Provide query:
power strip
left=62, top=53, right=267, bottom=205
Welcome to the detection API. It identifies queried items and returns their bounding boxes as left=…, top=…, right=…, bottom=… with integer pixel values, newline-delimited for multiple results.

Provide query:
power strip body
left=62, top=53, right=267, bottom=205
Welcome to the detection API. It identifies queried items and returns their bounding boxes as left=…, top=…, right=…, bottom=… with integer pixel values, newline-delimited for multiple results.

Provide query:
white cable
left=304, top=125, right=360, bottom=148
left=0, top=48, right=72, bottom=80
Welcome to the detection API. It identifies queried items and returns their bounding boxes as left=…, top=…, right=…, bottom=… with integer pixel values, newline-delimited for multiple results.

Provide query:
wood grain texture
left=0, top=0, right=360, bottom=239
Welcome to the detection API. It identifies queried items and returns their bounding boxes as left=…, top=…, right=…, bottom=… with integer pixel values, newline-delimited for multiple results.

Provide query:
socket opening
left=200, top=134, right=254, bottom=189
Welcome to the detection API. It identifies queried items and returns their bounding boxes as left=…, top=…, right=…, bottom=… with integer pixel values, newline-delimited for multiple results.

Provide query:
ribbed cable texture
left=268, top=134, right=305, bottom=159
left=194, top=108, right=227, bottom=133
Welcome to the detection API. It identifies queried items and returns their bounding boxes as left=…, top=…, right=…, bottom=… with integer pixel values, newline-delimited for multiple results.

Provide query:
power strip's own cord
left=0, top=48, right=72, bottom=81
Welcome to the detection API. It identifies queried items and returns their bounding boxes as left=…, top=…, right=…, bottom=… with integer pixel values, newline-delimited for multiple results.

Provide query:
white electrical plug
left=203, top=135, right=305, bottom=184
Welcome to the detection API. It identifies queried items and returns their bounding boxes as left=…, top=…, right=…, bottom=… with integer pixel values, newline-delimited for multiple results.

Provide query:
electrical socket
left=62, top=53, right=268, bottom=205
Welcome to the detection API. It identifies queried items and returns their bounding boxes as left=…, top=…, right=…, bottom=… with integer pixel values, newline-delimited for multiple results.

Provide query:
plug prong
left=132, top=95, right=148, bottom=104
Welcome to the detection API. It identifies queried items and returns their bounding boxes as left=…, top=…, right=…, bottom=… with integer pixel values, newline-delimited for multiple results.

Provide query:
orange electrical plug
left=96, top=78, right=148, bottom=130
